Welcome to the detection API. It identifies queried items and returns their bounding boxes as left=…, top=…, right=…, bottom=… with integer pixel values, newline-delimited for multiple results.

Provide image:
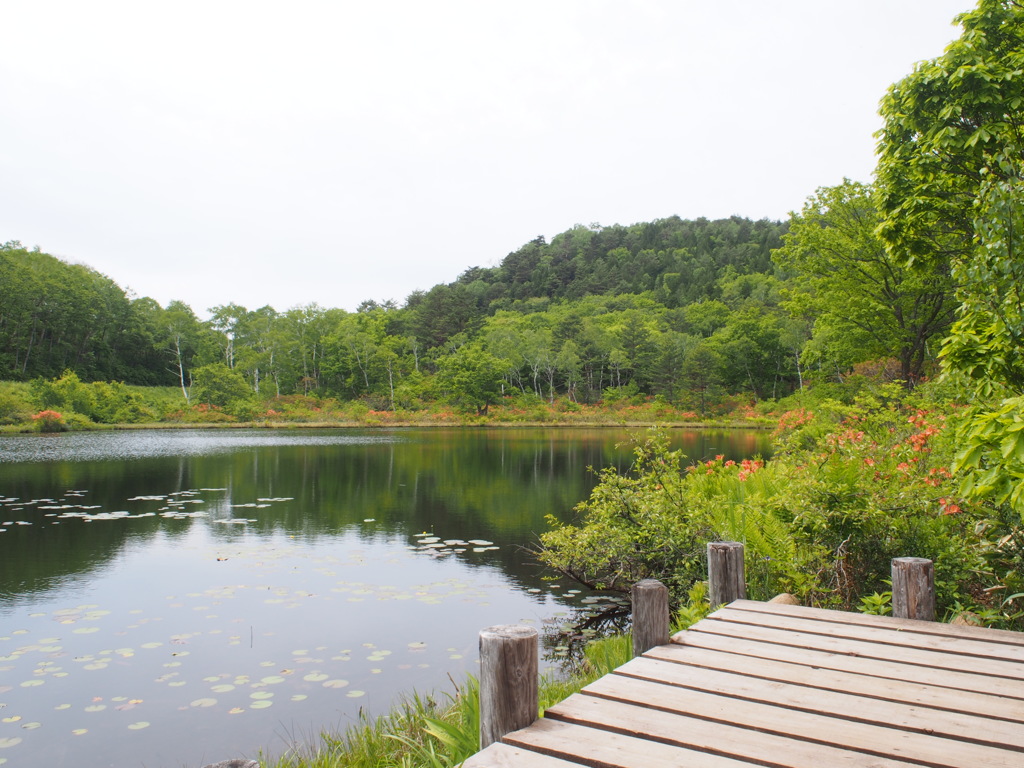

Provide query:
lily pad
left=249, top=700, right=272, bottom=709
left=190, top=698, right=217, bottom=708
left=127, top=722, right=150, bottom=730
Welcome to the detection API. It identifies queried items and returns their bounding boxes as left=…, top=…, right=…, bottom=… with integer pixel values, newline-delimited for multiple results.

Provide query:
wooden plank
left=461, top=741, right=585, bottom=768
left=721, top=600, right=1024, bottom=646
left=690, top=613, right=1024, bottom=680
left=615, top=656, right=1024, bottom=750
left=582, top=672, right=1022, bottom=767
left=501, top=718, right=759, bottom=768
left=705, top=607, right=1024, bottom=664
left=546, top=692, right=922, bottom=768
left=672, top=627, right=1024, bottom=700
left=642, top=642, right=1024, bottom=722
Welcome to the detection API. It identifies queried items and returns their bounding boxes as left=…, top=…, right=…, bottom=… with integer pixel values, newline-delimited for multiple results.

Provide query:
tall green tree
left=160, top=300, right=204, bottom=401
left=875, top=0, right=1024, bottom=511
left=436, top=344, right=503, bottom=415
left=773, top=180, right=956, bottom=386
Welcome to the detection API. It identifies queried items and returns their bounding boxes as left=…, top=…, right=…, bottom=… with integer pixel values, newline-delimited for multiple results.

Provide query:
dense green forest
left=0, top=197, right=952, bottom=419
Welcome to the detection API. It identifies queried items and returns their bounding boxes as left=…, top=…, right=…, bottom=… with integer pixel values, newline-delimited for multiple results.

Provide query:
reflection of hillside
left=0, top=429, right=770, bottom=605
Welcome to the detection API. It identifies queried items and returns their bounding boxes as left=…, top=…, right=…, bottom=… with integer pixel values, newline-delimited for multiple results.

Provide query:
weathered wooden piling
left=708, top=540, right=746, bottom=606
left=891, top=557, right=935, bottom=621
left=478, top=624, right=538, bottom=749
left=631, top=578, right=669, bottom=656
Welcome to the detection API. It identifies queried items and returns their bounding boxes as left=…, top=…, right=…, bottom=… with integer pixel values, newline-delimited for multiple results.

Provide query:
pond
left=0, top=427, right=769, bottom=768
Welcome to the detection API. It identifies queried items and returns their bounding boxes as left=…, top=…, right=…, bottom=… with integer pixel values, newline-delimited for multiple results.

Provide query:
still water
left=0, top=427, right=768, bottom=768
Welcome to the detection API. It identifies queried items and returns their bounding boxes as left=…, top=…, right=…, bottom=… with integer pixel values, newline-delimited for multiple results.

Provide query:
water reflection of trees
left=540, top=597, right=632, bottom=672
left=0, top=428, right=769, bottom=603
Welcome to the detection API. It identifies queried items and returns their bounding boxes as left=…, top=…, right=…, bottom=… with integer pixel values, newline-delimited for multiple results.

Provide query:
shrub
left=32, top=409, right=67, bottom=432
left=539, top=387, right=1017, bottom=625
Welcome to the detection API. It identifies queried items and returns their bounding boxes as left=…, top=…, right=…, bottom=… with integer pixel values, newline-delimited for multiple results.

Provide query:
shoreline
left=1, top=418, right=773, bottom=434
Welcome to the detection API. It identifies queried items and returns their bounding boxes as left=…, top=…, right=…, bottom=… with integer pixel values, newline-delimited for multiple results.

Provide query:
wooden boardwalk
left=463, top=599, right=1024, bottom=767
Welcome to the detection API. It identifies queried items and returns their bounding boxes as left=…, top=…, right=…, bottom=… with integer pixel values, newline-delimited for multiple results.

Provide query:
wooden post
left=479, top=624, right=538, bottom=750
left=631, top=579, right=669, bottom=657
left=708, top=541, right=746, bottom=606
left=891, top=557, right=935, bottom=621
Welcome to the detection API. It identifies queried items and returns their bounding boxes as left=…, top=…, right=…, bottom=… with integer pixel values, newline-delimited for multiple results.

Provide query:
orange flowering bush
left=540, top=386, right=1024, bottom=627
left=32, top=409, right=66, bottom=432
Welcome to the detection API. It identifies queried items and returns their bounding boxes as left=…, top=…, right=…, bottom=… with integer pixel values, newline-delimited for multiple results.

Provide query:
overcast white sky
left=2, top=1, right=974, bottom=317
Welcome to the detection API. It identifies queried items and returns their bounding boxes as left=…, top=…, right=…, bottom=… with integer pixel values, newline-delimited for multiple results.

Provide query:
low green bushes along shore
left=0, top=371, right=772, bottom=432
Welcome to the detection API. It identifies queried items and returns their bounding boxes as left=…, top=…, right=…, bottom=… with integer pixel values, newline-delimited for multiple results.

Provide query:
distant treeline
left=0, top=197, right=955, bottom=414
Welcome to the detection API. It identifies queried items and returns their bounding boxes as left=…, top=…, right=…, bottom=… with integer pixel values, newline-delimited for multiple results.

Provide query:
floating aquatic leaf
left=190, top=698, right=217, bottom=708
left=228, top=707, right=244, bottom=715
left=249, top=692, right=273, bottom=700
left=345, top=691, right=365, bottom=698
left=19, top=680, right=43, bottom=688
left=72, top=627, right=99, bottom=635
left=290, top=694, right=307, bottom=702
left=303, top=673, right=328, bottom=682
left=84, top=705, right=106, bottom=713
left=322, top=679, right=348, bottom=689
left=1, top=717, right=20, bottom=723
left=260, top=676, right=285, bottom=685
left=127, top=722, right=150, bottom=730
left=71, top=730, right=87, bottom=736
left=249, top=700, right=272, bottom=709
left=54, top=704, right=71, bottom=711
left=408, top=642, right=426, bottom=649
left=211, top=684, right=235, bottom=693
left=20, top=723, right=40, bottom=731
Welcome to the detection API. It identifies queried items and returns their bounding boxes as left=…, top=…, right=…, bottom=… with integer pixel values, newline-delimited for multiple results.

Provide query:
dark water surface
left=0, top=427, right=768, bottom=768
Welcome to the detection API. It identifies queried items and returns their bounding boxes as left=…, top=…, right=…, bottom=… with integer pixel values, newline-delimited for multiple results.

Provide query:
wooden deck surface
left=463, top=599, right=1024, bottom=767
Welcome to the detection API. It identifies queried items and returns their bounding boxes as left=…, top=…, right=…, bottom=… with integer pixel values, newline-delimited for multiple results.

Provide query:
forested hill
left=465, top=216, right=783, bottom=305
left=403, top=216, right=786, bottom=348
left=0, top=216, right=788, bottom=390
left=0, top=244, right=171, bottom=384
